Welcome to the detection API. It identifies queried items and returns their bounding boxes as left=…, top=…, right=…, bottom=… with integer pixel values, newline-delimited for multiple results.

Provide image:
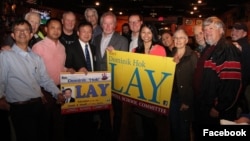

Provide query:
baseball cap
left=232, top=22, right=248, bottom=32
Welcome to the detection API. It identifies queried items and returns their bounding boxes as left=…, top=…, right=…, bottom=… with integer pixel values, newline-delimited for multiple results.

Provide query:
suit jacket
left=65, top=40, right=95, bottom=71
left=93, top=32, right=128, bottom=71
left=66, top=97, right=75, bottom=103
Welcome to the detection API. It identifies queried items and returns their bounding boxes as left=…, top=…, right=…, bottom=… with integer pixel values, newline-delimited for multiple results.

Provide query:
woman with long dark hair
left=133, top=23, right=167, bottom=141
left=134, top=23, right=166, bottom=56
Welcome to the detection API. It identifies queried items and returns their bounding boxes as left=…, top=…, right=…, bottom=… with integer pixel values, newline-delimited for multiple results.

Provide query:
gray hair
left=173, top=28, right=188, bottom=40
left=84, top=8, right=99, bottom=19
left=24, top=11, right=41, bottom=22
left=100, top=11, right=117, bottom=25
left=202, top=16, right=225, bottom=35
left=62, top=11, right=76, bottom=19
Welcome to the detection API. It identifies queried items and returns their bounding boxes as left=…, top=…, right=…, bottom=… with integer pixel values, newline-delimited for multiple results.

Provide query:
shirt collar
left=79, top=39, right=89, bottom=47
left=12, top=44, right=32, bottom=57
left=102, top=32, right=114, bottom=38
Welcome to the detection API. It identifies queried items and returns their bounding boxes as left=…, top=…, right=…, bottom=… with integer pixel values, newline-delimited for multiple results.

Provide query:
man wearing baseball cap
left=231, top=22, right=250, bottom=113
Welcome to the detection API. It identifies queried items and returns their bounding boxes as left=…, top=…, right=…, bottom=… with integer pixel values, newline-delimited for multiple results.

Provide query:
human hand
left=41, top=96, right=47, bottom=104
left=173, top=55, right=180, bottom=64
left=194, top=51, right=201, bottom=58
left=56, top=93, right=65, bottom=105
left=66, top=68, right=76, bottom=74
left=106, top=46, right=115, bottom=52
left=78, top=67, right=88, bottom=75
left=232, top=42, right=242, bottom=52
left=180, top=103, right=189, bottom=111
left=0, top=97, right=10, bottom=111
left=234, top=117, right=250, bottom=124
left=209, top=107, right=219, bottom=118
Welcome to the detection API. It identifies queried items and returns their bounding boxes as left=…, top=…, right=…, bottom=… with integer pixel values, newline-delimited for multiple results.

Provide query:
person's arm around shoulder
left=234, top=114, right=250, bottom=124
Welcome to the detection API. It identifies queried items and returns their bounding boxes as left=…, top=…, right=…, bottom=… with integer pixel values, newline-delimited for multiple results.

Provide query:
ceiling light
left=198, top=0, right=202, bottom=4
left=193, top=6, right=197, bottom=10
left=95, top=2, right=100, bottom=6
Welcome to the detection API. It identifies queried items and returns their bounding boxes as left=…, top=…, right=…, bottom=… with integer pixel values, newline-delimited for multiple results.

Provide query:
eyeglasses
left=14, top=29, right=30, bottom=34
left=129, top=20, right=141, bottom=25
left=173, top=37, right=186, bottom=40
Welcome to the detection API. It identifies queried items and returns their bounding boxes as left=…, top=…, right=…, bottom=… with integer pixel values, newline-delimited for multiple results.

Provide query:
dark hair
left=77, top=21, right=93, bottom=31
left=63, top=88, right=72, bottom=93
left=122, top=23, right=129, bottom=27
left=11, top=19, right=32, bottom=33
left=161, top=30, right=173, bottom=37
left=45, top=18, right=62, bottom=27
left=128, top=13, right=143, bottom=22
left=135, top=23, right=160, bottom=53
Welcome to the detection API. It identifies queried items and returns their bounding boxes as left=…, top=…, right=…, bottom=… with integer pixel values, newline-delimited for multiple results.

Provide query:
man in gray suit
left=93, top=11, right=128, bottom=141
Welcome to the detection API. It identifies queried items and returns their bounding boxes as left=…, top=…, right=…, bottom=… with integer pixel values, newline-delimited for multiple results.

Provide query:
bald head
left=193, top=25, right=206, bottom=47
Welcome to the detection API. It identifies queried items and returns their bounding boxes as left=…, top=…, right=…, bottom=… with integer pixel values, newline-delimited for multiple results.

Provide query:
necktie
left=85, top=44, right=92, bottom=71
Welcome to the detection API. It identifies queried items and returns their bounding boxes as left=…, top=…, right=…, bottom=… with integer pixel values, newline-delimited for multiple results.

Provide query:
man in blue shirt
left=0, top=19, right=65, bottom=141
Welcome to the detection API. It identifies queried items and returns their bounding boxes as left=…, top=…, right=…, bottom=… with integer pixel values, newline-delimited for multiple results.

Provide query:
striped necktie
left=85, top=44, right=92, bottom=71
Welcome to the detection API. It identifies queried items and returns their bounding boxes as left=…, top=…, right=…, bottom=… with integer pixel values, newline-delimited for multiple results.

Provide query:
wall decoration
left=196, top=19, right=202, bottom=25
left=185, top=19, right=193, bottom=25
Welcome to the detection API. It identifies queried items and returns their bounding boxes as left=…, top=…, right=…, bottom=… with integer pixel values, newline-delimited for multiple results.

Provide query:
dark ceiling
left=40, top=0, right=249, bottom=18
left=26, top=0, right=249, bottom=18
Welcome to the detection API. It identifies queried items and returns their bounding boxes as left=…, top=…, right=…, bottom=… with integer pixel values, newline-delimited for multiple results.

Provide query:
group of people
left=0, top=6, right=250, bottom=141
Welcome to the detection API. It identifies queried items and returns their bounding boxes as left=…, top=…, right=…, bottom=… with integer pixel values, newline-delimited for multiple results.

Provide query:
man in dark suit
left=64, top=21, right=97, bottom=141
left=93, top=11, right=128, bottom=141
left=65, top=22, right=95, bottom=73
left=63, top=88, right=75, bottom=103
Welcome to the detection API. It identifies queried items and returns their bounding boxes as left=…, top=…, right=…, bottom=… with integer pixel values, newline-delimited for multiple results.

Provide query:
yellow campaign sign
left=107, top=51, right=176, bottom=115
left=60, top=72, right=111, bottom=114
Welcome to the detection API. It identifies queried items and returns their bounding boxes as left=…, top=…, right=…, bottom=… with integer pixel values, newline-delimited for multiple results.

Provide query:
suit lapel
left=76, top=40, right=85, bottom=59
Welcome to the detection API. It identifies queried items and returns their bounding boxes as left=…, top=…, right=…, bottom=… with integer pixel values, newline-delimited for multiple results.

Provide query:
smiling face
left=161, top=32, right=174, bottom=47
left=11, top=22, right=33, bottom=46
left=77, top=24, right=93, bottom=43
left=61, top=12, right=76, bottom=32
left=129, top=15, right=143, bottom=34
left=140, top=26, right=153, bottom=44
left=25, top=12, right=41, bottom=34
left=101, top=14, right=116, bottom=36
left=203, top=23, right=223, bottom=46
left=45, top=19, right=62, bottom=41
left=64, top=89, right=72, bottom=99
left=85, top=10, right=98, bottom=27
left=231, top=28, right=247, bottom=41
left=173, top=30, right=188, bottom=49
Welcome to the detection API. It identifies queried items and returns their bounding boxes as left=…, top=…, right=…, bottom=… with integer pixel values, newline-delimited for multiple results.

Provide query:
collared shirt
left=32, top=37, right=66, bottom=85
left=0, top=45, right=60, bottom=102
left=100, top=33, right=113, bottom=57
left=79, top=40, right=94, bottom=71
left=129, top=35, right=138, bottom=52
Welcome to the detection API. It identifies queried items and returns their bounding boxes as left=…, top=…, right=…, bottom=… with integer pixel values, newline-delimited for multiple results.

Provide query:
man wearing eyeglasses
left=1, top=11, right=44, bottom=49
left=128, top=13, right=143, bottom=52
left=0, top=19, right=65, bottom=141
